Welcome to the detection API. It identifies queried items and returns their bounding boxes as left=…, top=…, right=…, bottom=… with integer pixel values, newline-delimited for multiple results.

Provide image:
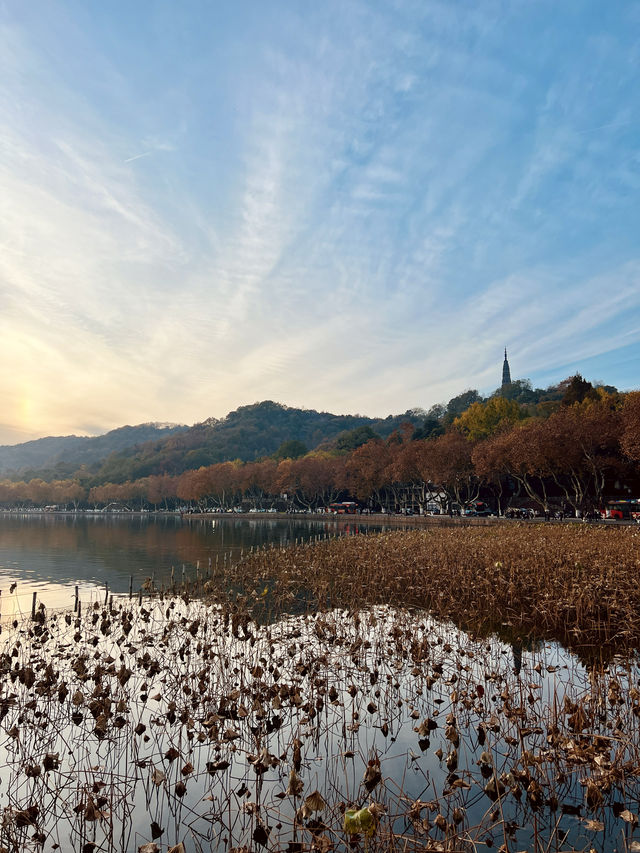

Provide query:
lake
left=0, top=515, right=638, bottom=852
left=0, top=513, right=385, bottom=619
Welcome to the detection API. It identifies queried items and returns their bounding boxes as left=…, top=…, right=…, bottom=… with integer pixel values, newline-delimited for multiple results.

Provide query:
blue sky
left=1, top=0, right=638, bottom=444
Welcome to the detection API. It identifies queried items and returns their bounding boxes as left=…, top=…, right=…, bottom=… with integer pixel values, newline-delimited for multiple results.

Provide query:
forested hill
left=90, top=401, right=426, bottom=484
left=0, top=377, right=621, bottom=488
left=0, top=423, right=188, bottom=480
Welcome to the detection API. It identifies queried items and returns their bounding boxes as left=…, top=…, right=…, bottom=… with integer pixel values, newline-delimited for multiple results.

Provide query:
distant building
left=501, top=348, right=512, bottom=391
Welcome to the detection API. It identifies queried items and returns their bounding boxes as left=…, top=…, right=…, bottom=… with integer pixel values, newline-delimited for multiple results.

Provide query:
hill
left=0, top=423, right=188, bottom=480
left=89, top=401, right=427, bottom=484
left=0, top=374, right=619, bottom=487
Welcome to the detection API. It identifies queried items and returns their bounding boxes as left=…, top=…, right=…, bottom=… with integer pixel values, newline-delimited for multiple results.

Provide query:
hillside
left=0, top=374, right=620, bottom=488
left=0, top=423, right=188, bottom=480
left=89, top=401, right=427, bottom=484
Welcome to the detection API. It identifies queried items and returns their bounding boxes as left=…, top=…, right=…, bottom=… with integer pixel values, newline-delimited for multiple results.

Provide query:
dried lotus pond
left=0, top=524, right=639, bottom=852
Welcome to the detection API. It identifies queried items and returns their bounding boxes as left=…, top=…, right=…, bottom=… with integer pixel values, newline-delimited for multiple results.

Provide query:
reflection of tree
left=512, top=640, right=522, bottom=676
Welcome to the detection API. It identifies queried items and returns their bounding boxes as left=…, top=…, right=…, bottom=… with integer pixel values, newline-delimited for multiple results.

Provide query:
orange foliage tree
left=416, top=431, right=480, bottom=511
left=240, top=460, right=278, bottom=508
left=621, top=392, right=640, bottom=462
left=343, top=439, right=392, bottom=509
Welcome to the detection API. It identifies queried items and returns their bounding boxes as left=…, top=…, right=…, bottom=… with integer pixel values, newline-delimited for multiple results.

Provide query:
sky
left=1, top=1, right=639, bottom=445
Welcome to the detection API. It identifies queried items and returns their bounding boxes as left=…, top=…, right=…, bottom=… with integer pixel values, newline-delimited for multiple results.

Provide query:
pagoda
left=501, top=348, right=512, bottom=390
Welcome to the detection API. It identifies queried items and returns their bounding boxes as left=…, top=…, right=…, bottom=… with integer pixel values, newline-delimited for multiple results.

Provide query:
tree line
left=1, top=378, right=639, bottom=516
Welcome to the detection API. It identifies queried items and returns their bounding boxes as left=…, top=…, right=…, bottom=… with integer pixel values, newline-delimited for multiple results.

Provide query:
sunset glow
left=1, top=1, right=638, bottom=443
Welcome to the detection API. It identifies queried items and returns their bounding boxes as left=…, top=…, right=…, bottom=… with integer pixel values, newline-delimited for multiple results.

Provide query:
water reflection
left=0, top=514, right=389, bottom=618
left=0, top=597, right=636, bottom=853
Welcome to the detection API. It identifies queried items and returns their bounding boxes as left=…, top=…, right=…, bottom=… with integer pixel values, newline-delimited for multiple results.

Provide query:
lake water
left=0, top=591, right=633, bottom=853
left=0, top=513, right=383, bottom=618
left=0, top=514, right=638, bottom=851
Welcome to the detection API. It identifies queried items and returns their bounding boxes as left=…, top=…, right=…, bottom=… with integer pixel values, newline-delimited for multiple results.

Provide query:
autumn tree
left=26, top=479, right=53, bottom=506
left=88, top=482, right=127, bottom=508
left=543, top=395, right=622, bottom=511
left=290, top=454, right=344, bottom=510
left=471, top=433, right=515, bottom=514
left=273, top=459, right=298, bottom=508
left=58, top=480, right=87, bottom=510
left=472, top=421, right=553, bottom=511
left=146, top=474, right=178, bottom=510
left=454, top=397, right=527, bottom=441
left=473, top=395, right=623, bottom=514
left=390, top=439, right=444, bottom=511
left=343, top=439, right=391, bottom=508
left=377, top=429, right=418, bottom=511
left=415, top=432, right=480, bottom=511
left=240, top=460, right=278, bottom=508
left=621, top=392, right=640, bottom=462
left=0, top=480, right=24, bottom=507
left=206, top=462, right=242, bottom=508
left=176, top=468, right=210, bottom=507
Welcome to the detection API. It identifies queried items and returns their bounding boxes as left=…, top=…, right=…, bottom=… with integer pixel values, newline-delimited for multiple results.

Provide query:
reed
left=218, top=523, right=640, bottom=654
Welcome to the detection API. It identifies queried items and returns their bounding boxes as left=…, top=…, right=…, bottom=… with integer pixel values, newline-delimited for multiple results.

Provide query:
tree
left=472, top=421, right=552, bottom=511
left=443, top=389, right=483, bottom=424
left=491, top=378, right=539, bottom=403
left=388, top=439, right=441, bottom=511
left=146, top=474, right=178, bottom=510
left=412, top=417, right=445, bottom=441
left=283, top=454, right=344, bottom=510
left=240, top=460, right=278, bottom=508
left=205, top=462, right=242, bottom=508
left=60, top=480, right=87, bottom=510
left=25, top=479, right=45, bottom=506
left=415, top=432, right=479, bottom=511
left=176, top=468, right=208, bottom=507
left=273, top=439, right=308, bottom=460
left=377, top=436, right=409, bottom=511
left=621, top=392, right=640, bottom=461
left=560, top=374, right=598, bottom=406
left=473, top=395, right=624, bottom=514
left=543, top=396, right=622, bottom=511
left=335, top=425, right=379, bottom=453
left=343, top=439, right=391, bottom=508
left=471, top=434, right=513, bottom=514
left=454, top=397, right=527, bottom=441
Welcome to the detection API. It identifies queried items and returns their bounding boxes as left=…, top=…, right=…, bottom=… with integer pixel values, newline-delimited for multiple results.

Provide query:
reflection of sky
left=0, top=598, right=628, bottom=852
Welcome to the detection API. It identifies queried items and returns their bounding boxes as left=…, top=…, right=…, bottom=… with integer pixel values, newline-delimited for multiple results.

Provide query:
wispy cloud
left=0, top=0, right=638, bottom=442
left=124, top=151, right=153, bottom=163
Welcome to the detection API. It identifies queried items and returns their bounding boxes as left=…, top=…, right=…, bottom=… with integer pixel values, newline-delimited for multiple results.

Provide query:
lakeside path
left=181, top=509, right=633, bottom=526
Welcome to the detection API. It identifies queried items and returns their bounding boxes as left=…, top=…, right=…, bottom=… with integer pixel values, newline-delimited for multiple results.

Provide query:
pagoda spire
left=502, top=348, right=512, bottom=388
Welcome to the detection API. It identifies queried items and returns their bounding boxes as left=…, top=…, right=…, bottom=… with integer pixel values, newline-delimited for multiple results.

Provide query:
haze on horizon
left=1, top=1, right=639, bottom=446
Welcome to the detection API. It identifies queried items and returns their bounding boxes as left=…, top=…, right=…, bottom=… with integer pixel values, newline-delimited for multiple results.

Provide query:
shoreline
left=0, top=507, right=633, bottom=525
